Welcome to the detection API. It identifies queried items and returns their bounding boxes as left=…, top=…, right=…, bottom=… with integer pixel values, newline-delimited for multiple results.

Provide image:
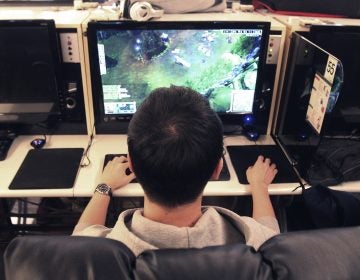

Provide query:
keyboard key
left=0, top=138, right=14, bottom=161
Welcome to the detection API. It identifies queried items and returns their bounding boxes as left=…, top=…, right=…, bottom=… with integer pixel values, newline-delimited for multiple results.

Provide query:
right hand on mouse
left=100, top=156, right=135, bottom=190
left=246, top=155, right=278, bottom=191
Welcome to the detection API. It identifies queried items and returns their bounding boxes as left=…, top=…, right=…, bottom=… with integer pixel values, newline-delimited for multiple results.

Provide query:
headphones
left=123, top=1, right=164, bottom=21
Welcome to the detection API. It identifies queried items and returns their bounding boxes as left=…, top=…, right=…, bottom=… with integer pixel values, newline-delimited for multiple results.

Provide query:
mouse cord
left=291, top=182, right=308, bottom=193
left=80, top=125, right=95, bottom=168
left=33, top=122, right=53, bottom=145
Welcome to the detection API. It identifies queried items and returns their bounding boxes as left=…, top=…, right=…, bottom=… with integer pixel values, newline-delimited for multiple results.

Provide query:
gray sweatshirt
left=73, top=206, right=280, bottom=256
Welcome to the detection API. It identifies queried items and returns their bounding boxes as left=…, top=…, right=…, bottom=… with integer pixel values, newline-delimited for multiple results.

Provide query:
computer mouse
left=30, top=138, right=46, bottom=149
left=296, top=132, right=309, bottom=142
left=245, top=130, right=260, bottom=142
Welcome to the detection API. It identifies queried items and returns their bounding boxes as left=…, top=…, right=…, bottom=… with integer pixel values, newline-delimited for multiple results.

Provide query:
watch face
left=96, top=184, right=111, bottom=195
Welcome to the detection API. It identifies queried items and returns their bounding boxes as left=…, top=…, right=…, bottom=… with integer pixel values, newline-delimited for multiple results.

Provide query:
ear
left=210, top=157, right=223, bottom=180
left=127, top=153, right=134, bottom=172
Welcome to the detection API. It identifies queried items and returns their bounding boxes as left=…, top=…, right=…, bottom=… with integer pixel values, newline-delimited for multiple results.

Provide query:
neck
left=143, top=195, right=202, bottom=227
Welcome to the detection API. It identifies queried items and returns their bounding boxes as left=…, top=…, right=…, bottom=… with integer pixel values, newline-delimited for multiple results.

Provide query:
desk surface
left=1, top=134, right=359, bottom=198
left=0, top=7, right=90, bottom=26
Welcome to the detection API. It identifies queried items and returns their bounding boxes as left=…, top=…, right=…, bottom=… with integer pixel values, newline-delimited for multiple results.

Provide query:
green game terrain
left=100, top=30, right=259, bottom=112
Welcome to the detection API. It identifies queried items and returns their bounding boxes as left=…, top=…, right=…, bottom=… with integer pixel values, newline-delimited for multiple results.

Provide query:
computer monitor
left=307, top=25, right=360, bottom=137
left=0, top=20, right=62, bottom=128
left=275, top=32, right=343, bottom=177
left=87, top=20, right=270, bottom=134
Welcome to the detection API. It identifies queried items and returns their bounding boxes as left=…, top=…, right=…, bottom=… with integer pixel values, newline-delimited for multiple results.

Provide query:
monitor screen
left=0, top=20, right=62, bottom=125
left=275, top=32, right=343, bottom=177
left=87, top=21, right=270, bottom=132
left=308, top=25, right=360, bottom=136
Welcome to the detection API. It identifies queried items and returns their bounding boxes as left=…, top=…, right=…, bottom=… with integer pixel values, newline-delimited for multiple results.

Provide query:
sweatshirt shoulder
left=206, top=206, right=280, bottom=250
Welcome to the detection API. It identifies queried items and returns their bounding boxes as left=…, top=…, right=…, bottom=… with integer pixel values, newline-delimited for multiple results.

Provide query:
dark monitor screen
left=0, top=19, right=62, bottom=125
left=87, top=21, right=270, bottom=133
left=276, top=32, right=343, bottom=137
left=308, top=25, right=360, bottom=136
left=275, top=32, right=343, bottom=176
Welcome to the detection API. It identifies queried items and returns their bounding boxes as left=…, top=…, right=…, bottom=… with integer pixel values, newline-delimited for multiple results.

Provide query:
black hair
left=127, top=85, right=223, bottom=207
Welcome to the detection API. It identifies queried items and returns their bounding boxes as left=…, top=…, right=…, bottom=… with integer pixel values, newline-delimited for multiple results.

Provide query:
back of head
left=128, top=86, right=223, bottom=207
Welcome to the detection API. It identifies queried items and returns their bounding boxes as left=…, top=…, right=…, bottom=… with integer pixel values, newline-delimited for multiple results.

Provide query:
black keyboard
left=0, top=137, right=14, bottom=161
left=103, top=154, right=137, bottom=183
left=103, top=154, right=230, bottom=182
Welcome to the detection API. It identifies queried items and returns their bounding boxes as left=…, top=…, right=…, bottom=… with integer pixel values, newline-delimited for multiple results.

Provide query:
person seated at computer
left=72, top=85, right=279, bottom=256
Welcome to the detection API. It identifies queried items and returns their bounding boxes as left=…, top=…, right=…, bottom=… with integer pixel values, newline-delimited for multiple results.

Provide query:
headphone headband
left=122, top=0, right=164, bottom=21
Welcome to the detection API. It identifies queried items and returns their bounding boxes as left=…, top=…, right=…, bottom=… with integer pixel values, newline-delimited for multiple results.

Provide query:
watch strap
left=95, top=183, right=113, bottom=197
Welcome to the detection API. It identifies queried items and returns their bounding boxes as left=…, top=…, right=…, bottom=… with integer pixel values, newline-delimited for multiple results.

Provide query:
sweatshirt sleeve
left=243, top=217, right=280, bottom=250
left=72, top=222, right=112, bottom=237
left=255, top=216, right=280, bottom=233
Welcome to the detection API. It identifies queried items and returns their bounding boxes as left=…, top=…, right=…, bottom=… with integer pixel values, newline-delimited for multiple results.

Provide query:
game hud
left=95, top=28, right=264, bottom=115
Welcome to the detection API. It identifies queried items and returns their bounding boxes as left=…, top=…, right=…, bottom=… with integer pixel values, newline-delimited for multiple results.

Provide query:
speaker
left=128, top=1, right=164, bottom=21
left=56, top=29, right=87, bottom=134
left=59, top=63, right=85, bottom=123
left=255, top=32, right=282, bottom=135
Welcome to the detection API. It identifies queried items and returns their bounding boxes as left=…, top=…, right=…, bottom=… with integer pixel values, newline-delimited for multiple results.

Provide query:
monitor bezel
left=0, top=19, right=63, bottom=125
left=87, top=20, right=271, bottom=134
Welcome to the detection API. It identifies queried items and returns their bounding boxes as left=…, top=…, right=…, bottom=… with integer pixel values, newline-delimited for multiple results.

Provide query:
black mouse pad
left=227, top=145, right=299, bottom=184
left=9, top=148, right=84, bottom=189
left=104, top=154, right=230, bottom=182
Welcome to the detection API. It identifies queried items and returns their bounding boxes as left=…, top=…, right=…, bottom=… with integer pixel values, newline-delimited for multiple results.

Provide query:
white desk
left=0, top=135, right=89, bottom=198
left=0, top=134, right=306, bottom=198
left=1, top=134, right=359, bottom=198
left=75, top=134, right=302, bottom=197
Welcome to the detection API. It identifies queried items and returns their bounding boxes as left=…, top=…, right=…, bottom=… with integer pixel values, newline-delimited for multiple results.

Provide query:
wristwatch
left=95, top=183, right=112, bottom=197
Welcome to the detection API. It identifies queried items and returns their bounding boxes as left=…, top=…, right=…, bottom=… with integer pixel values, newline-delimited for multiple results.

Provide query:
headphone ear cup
left=129, top=1, right=164, bottom=21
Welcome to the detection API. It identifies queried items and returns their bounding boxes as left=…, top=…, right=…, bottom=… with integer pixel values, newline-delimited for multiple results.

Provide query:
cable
left=291, top=182, right=308, bottom=193
left=80, top=124, right=96, bottom=168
